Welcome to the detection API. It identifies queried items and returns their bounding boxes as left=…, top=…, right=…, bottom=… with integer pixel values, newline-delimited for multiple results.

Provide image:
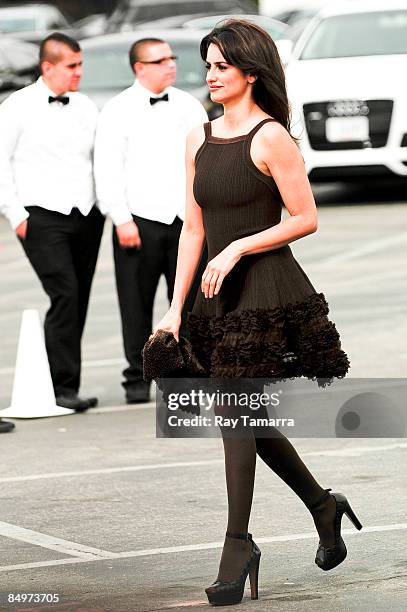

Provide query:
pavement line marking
left=1, top=523, right=407, bottom=573
left=80, top=358, right=126, bottom=368
left=0, top=521, right=114, bottom=559
left=1, top=442, right=406, bottom=484
left=0, top=460, right=224, bottom=483
left=0, top=357, right=125, bottom=376
left=301, top=441, right=407, bottom=457
left=111, top=523, right=407, bottom=558
left=90, top=403, right=153, bottom=414
left=0, top=366, right=17, bottom=375
left=0, top=403, right=153, bottom=414
left=316, top=230, right=407, bottom=267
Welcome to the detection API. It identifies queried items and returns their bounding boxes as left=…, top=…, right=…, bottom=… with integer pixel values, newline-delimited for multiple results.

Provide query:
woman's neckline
left=208, top=117, right=273, bottom=142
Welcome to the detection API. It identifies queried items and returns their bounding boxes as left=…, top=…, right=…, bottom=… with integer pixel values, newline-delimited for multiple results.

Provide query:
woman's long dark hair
left=200, top=19, right=295, bottom=138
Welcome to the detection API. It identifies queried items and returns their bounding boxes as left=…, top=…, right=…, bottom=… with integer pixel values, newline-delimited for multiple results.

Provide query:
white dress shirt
left=0, top=77, right=98, bottom=229
left=94, top=80, right=208, bottom=226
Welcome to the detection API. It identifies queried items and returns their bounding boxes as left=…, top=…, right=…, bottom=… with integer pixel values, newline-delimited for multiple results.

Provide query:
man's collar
left=133, top=79, right=170, bottom=99
left=37, top=76, right=70, bottom=100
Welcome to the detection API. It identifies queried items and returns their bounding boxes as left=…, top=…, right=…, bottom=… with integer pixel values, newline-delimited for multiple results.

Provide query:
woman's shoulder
left=256, top=116, right=290, bottom=140
left=254, top=117, right=298, bottom=154
left=186, top=123, right=207, bottom=160
left=187, top=122, right=207, bottom=142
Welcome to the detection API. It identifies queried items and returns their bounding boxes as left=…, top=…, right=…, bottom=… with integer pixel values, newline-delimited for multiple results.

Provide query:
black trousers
left=113, top=215, right=205, bottom=391
left=19, top=206, right=105, bottom=396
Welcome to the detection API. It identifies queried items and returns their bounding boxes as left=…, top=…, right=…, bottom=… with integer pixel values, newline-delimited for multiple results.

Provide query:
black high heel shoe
left=310, top=488, right=363, bottom=571
left=205, top=532, right=261, bottom=606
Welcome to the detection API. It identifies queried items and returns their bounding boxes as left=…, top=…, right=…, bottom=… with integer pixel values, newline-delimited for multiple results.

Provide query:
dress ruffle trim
left=187, top=293, right=350, bottom=385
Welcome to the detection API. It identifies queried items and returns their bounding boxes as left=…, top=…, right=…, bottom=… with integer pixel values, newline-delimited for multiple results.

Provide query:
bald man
left=0, top=33, right=104, bottom=411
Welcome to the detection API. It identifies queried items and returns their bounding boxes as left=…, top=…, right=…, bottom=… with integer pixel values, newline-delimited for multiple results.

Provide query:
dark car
left=106, top=0, right=258, bottom=32
left=80, top=29, right=221, bottom=118
left=0, top=36, right=39, bottom=104
left=0, top=3, right=71, bottom=44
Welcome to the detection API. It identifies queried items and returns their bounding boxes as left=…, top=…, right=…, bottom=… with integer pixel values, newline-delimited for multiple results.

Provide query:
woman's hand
left=201, top=243, right=242, bottom=298
left=151, top=307, right=182, bottom=341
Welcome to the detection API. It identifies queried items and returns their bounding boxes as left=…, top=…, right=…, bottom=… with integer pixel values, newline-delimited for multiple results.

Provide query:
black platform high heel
left=205, top=532, right=261, bottom=606
left=310, top=488, right=363, bottom=571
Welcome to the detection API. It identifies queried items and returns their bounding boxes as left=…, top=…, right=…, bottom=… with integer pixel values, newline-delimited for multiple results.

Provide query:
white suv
left=285, top=0, right=407, bottom=181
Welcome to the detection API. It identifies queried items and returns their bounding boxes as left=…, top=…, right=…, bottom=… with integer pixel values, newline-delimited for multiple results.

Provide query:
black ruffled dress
left=187, top=119, right=349, bottom=384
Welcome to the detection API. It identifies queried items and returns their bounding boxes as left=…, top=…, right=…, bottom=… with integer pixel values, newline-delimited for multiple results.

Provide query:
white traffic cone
left=0, top=309, right=74, bottom=418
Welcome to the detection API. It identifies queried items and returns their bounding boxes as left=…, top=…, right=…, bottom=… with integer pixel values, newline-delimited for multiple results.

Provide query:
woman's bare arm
left=153, top=125, right=206, bottom=335
left=234, top=121, right=317, bottom=256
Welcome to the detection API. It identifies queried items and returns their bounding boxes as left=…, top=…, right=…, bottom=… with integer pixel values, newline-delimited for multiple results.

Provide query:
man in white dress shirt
left=0, top=33, right=105, bottom=411
left=95, top=37, right=207, bottom=403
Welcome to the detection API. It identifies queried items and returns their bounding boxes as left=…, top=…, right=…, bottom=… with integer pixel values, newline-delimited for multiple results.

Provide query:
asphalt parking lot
left=0, top=181, right=406, bottom=611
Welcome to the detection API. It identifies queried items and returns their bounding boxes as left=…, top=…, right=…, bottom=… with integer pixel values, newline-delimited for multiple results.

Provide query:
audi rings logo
left=327, top=100, right=369, bottom=117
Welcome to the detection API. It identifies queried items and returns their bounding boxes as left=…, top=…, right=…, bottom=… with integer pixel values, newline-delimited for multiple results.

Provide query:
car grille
left=303, top=100, right=393, bottom=150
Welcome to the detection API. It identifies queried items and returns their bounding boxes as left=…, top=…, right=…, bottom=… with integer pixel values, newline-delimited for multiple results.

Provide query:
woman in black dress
left=153, top=19, right=362, bottom=606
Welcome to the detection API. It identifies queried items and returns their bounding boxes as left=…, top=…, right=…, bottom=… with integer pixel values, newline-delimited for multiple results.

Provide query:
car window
left=0, top=48, right=9, bottom=72
left=2, top=41, right=38, bottom=71
left=0, top=17, right=38, bottom=33
left=172, top=40, right=206, bottom=87
left=185, top=15, right=287, bottom=39
left=46, top=7, right=69, bottom=29
left=300, top=10, right=407, bottom=59
left=136, top=2, right=237, bottom=22
left=81, top=43, right=132, bottom=90
left=115, top=1, right=252, bottom=25
left=81, top=40, right=205, bottom=91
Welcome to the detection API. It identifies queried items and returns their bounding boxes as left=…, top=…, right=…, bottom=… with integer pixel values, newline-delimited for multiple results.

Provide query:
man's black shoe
left=56, top=394, right=98, bottom=412
left=86, top=397, right=98, bottom=408
left=0, top=419, right=15, bottom=433
left=126, top=384, right=150, bottom=404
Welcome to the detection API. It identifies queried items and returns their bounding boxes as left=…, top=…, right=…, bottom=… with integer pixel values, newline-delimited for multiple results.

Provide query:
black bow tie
left=48, top=95, right=69, bottom=105
left=150, top=93, right=169, bottom=106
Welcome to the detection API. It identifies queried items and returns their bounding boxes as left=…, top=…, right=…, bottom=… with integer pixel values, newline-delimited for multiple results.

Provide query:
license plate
left=326, top=116, right=369, bottom=142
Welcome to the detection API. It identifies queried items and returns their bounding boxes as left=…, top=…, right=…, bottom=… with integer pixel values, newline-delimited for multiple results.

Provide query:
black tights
left=215, top=402, right=336, bottom=582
